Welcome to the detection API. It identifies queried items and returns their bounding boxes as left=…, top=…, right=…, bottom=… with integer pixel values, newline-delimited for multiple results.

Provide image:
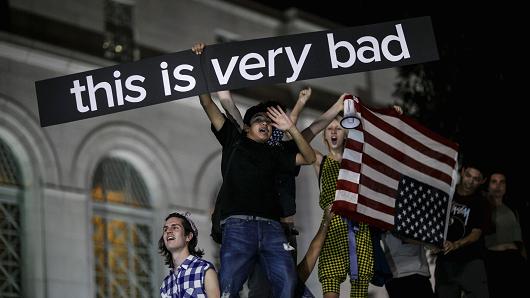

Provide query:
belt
left=221, top=215, right=273, bottom=224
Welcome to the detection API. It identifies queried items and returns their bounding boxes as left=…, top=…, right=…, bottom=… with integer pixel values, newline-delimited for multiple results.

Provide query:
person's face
left=488, top=173, right=506, bottom=198
left=246, top=112, right=273, bottom=143
left=324, top=120, right=345, bottom=150
left=460, top=167, right=484, bottom=194
left=163, top=217, right=191, bottom=252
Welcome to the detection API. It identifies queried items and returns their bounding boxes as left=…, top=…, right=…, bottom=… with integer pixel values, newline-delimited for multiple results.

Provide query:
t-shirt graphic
left=447, top=202, right=470, bottom=240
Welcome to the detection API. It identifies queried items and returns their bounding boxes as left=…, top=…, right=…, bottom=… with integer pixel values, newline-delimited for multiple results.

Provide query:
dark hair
left=243, top=103, right=268, bottom=125
left=242, top=101, right=286, bottom=125
left=485, top=170, right=508, bottom=189
left=262, top=100, right=286, bottom=111
left=158, top=212, right=204, bottom=268
left=460, top=157, right=485, bottom=177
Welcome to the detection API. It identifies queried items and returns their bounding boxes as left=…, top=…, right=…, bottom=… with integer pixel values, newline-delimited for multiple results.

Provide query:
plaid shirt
left=160, top=255, right=214, bottom=298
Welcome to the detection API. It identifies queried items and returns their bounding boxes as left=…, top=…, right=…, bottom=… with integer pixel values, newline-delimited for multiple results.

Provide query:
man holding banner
left=193, top=43, right=316, bottom=297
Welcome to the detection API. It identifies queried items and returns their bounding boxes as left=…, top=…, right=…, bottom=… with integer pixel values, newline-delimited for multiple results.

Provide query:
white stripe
left=358, top=185, right=396, bottom=208
left=335, top=189, right=358, bottom=204
left=343, top=147, right=363, bottom=164
left=337, top=169, right=360, bottom=185
left=357, top=204, right=394, bottom=225
left=363, top=119, right=454, bottom=176
left=364, top=143, right=450, bottom=191
left=376, top=113, right=458, bottom=159
left=361, top=164, right=399, bottom=189
left=347, top=129, right=364, bottom=142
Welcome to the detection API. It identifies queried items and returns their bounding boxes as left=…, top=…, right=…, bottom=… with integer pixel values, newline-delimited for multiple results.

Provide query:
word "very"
left=210, top=44, right=312, bottom=85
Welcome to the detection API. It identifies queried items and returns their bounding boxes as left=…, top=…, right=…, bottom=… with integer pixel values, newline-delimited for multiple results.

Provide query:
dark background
left=245, top=0, right=527, bottom=247
left=248, top=0, right=521, bottom=193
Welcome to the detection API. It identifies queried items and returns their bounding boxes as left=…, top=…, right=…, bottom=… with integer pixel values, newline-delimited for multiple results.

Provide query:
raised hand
left=337, top=93, right=350, bottom=111
left=298, top=87, right=312, bottom=105
left=392, top=105, right=403, bottom=115
left=266, top=106, right=293, bottom=131
left=192, top=42, right=205, bottom=55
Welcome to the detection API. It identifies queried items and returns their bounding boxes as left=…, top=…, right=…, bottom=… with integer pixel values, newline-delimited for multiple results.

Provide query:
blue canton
left=394, top=175, right=450, bottom=247
left=160, top=255, right=214, bottom=298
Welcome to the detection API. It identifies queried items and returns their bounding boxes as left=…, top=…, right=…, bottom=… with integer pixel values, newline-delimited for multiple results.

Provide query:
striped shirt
left=160, top=255, right=214, bottom=298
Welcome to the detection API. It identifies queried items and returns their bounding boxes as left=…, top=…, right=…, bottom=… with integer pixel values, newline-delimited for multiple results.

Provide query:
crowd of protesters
left=154, top=42, right=528, bottom=298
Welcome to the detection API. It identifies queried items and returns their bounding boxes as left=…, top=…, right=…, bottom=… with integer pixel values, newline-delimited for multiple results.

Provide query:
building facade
left=0, top=0, right=400, bottom=297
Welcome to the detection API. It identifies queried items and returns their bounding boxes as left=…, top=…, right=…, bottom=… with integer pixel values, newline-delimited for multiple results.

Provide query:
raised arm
left=301, top=93, right=347, bottom=142
left=192, top=43, right=225, bottom=131
left=217, top=90, right=244, bottom=129
left=267, top=106, right=316, bottom=165
left=289, top=87, right=312, bottom=125
left=297, top=206, right=334, bottom=282
left=198, top=93, right=225, bottom=131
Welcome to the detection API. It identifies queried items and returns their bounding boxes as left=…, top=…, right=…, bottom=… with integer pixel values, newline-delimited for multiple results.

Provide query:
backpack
left=210, top=139, right=240, bottom=244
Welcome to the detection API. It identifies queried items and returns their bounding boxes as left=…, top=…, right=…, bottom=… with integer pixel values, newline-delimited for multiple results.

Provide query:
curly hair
left=158, top=212, right=204, bottom=268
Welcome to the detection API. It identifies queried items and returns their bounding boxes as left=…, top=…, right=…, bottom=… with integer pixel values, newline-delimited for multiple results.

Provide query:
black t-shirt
left=444, top=191, right=487, bottom=261
left=276, top=140, right=301, bottom=217
left=213, top=119, right=296, bottom=221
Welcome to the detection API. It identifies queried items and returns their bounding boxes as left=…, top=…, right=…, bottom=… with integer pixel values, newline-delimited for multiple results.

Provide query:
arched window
left=0, top=138, right=23, bottom=298
left=91, top=157, right=153, bottom=298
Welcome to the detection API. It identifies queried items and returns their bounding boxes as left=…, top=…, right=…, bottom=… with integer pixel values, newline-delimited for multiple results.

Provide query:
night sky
left=248, top=1, right=523, bottom=203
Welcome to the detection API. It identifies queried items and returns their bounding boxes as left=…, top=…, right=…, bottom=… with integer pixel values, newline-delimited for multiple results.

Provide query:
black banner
left=35, top=16, right=438, bottom=127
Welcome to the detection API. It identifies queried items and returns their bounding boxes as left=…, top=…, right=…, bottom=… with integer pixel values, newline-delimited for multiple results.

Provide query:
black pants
left=485, top=249, right=528, bottom=298
left=385, top=274, right=434, bottom=298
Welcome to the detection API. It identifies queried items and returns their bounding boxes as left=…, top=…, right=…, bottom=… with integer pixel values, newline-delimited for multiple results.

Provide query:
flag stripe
left=359, top=175, right=396, bottom=198
left=362, top=154, right=401, bottom=181
left=335, top=190, right=358, bottom=205
left=361, top=164, right=400, bottom=190
left=336, top=179, right=359, bottom=194
left=332, top=200, right=394, bottom=230
left=379, top=112, right=458, bottom=159
left=357, top=194, right=395, bottom=215
left=364, top=144, right=450, bottom=191
left=363, top=131, right=453, bottom=185
left=335, top=100, right=458, bottom=242
left=341, top=159, right=361, bottom=174
left=358, top=185, right=395, bottom=208
left=360, top=105, right=459, bottom=152
left=360, top=106, right=457, bottom=167
left=356, top=203, right=394, bottom=225
left=338, top=168, right=361, bottom=185
left=362, top=120, right=455, bottom=176
left=345, top=138, right=364, bottom=152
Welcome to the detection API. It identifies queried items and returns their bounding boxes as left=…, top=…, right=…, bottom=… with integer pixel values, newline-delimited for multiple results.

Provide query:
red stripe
left=362, top=154, right=401, bottom=181
left=332, top=200, right=357, bottom=216
left=358, top=194, right=395, bottom=215
left=340, top=159, right=361, bottom=173
left=364, top=132, right=453, bottom=185
left=360, top=105, right=457, bottom=168
left=344, top=138, right=363, bottom=152
left=336, top=180, right=359, bottom=193
left=360, top=175, right=396, bottom=198
left=332, top=198, right=394, bottom=230
left=355, top=213, right=394, bottom=230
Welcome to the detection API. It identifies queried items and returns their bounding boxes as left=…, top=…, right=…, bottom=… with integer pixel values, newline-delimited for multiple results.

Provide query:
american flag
left=332, top=99, right=459, bottom=247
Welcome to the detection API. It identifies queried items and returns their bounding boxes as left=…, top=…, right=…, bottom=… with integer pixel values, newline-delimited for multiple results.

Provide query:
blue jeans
left=220, top=216, right=296, bottom=298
